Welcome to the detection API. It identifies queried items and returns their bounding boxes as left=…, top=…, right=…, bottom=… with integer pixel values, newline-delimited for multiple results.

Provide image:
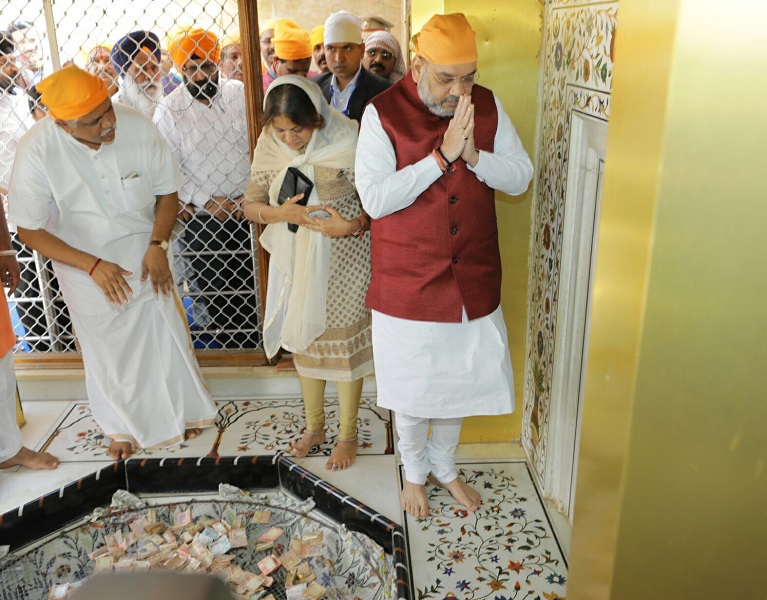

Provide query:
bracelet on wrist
left=257, top=205, right=266, bottom=224
left=432, top=148, right=453, bottom=174
left=0, top=249, right=16, bottom=257
left=88, top=258, right=102, bottom=277
left=352, top=216, right=366, bottom=238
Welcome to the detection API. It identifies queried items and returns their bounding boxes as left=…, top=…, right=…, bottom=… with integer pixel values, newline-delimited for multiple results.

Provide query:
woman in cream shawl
left=244, top=75, right=373, bottom=470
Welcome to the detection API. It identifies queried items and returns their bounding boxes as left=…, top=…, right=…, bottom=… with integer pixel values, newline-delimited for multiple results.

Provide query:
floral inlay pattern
left=407, top=463, right=567, bottom=599
left=523, top=0, right=618, bottom=484
left=40, top=397, right=392, bottom=462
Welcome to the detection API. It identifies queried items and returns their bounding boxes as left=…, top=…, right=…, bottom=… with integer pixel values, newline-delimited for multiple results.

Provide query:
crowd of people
left=0, top=11, right=533, bottom=518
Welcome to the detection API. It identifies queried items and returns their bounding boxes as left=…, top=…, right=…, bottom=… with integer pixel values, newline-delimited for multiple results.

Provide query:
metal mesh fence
left=1, top=0, right=262, bottom=353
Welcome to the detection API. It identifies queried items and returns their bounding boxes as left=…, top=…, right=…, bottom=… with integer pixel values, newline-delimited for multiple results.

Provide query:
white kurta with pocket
left=8, top=105, right=217, bottom=449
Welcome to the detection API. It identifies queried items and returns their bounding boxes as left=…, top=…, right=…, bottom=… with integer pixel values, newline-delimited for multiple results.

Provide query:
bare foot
left=0, top=446, right=60, bottom=470
left=325, top=438, right=357, bottom=471
left=287, top=430, right=325, bottom=458
left=430, top=473, right=481, bottom=512
left=107, top=440, right=133, bottom=460
left=401, top=480, right=430, bottom=518
left=185, top=428, right=203, bottom=440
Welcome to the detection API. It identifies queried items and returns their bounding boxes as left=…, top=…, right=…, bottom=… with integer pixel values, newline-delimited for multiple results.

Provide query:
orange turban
left=412, top=13, right=477, bottom=65
left=168, top=28, right=220, bottom=69
left=309, top=25, right=324, bottom=49
left=272, top=20, right=312, bottom=60
left=220, top=33, right=240, bottom=50
left=37, top=65, right=109, bottom=121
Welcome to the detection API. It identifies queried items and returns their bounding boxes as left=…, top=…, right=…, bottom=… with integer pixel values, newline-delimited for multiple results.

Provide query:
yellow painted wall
left=568, top=0, right=767, bottom=597
left=411, top=0, right=444, bottom=34
left=410, top=0, right=542, bottom=443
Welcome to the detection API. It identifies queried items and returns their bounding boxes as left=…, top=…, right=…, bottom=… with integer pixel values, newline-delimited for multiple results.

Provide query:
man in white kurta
left=356, top=14, right=534, bottom=517
left=8, top=65, right=216, bottom=460
left=153, top=28, right=258, bottom=349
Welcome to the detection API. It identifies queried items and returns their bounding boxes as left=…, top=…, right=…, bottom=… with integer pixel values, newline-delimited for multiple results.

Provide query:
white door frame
left=544, top=112, right=607, bottom=538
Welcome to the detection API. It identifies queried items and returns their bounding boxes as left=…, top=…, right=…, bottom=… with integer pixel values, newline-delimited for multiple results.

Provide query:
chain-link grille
left=1, top=0, right=263, bottom=353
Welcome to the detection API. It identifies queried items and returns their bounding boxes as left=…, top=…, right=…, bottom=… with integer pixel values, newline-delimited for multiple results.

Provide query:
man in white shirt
left=6, top=21, right=45, bottom=91
left=311, top=11, right=390, bottom=123
left=8, top=65, right=217, bottom=460
left=356, top=13, right=534, bottom=517
left=154, top=29, right=259, bottom=348
left=110, top=30, right=164, bottom=119
left=0, top=33, right=31, bottom=187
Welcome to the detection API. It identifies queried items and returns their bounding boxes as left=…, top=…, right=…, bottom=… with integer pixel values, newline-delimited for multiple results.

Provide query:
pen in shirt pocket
left=122, top=171, right=139, bottom=180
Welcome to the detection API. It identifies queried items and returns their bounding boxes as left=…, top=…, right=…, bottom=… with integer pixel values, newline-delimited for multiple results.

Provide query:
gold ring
left=305, top=207, right=310, bottom=213
left=462, top=135, right=469, bottom=140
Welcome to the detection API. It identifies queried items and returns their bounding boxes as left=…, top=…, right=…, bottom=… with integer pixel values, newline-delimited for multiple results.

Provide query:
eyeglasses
left=366, top=48, right=393, bottom=61
left=426, top=66, right=479, bottom=88
left=182, top=61, right=217, bottom=75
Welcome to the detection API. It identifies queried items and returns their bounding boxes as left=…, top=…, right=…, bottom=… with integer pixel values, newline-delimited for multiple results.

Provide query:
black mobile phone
left=278, top=167, right=314, bottom=233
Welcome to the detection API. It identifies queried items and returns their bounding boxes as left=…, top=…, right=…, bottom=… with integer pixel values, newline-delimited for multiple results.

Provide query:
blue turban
left=110, top=30, right=161, bottom=77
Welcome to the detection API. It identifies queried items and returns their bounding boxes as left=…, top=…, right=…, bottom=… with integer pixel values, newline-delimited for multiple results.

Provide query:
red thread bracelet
left=432, top=149, right=448, bottom=173
left=88, top=258, right=102, bottom=277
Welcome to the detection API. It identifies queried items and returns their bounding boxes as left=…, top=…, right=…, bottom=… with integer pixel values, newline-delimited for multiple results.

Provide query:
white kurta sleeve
left=355, top=104, right=443, bottom=219
left=7, top=139, right=53, bottom=231
left=467, top=95, right=534, bottom=195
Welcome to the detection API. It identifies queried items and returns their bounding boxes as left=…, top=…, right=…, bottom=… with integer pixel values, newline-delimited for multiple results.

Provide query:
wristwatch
left=150, top=239, right=170, bottom=251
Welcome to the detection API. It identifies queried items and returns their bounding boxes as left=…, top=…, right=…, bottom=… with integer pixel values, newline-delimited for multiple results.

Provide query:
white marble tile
left=18, top=400, right=71, bottom=451
left=0, top=461, right=104, bottom=515
left=296, top=454, right=403, bottom=524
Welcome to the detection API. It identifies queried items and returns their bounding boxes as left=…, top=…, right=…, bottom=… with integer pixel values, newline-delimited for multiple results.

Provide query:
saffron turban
left=110, top=30, right=161, bottom=77
left=220, top=34, right=241, bottom=50
left=412, top=13, right=477, bottom=65
left=324, top=11, right=362, bottom=45
left=37, top=65, right=109, bottom=121
left=168, top=28, right=220, bottom=69
left=272, top=20, right=312, bottom=60
left=309, top=25, right=324, bottom=49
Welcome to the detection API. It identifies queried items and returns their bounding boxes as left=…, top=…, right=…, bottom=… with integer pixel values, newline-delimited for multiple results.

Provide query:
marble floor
left=1, top=391, right=569, bottom=600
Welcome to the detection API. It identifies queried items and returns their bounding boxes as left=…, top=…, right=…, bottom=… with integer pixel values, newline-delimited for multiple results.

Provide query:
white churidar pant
left=395, top=413, right=463, bottom=485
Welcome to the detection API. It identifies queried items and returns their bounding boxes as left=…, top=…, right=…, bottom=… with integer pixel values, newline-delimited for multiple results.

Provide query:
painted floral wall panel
left=523, top=0, right=618, bottom=482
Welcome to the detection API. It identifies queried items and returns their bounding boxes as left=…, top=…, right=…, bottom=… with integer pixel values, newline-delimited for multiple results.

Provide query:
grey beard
left=416, top=69, right=458, bottom=118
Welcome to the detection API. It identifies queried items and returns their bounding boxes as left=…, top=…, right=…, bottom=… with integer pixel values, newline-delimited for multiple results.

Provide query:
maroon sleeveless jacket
left=366, top=73, right=501, bottom=322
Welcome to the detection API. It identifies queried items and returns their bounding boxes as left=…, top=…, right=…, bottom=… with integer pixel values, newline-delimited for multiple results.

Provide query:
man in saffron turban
left=154, top=29, right=260, bottom=349
left=356, top=13, right=534, bottom=517
left=8, top=65, right=216, bottom=460
left=262, top=19, right=316, bottom=91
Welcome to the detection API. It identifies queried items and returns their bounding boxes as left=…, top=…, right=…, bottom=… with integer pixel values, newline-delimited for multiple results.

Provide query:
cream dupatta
left=251, top=75, right=358, bottom=358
